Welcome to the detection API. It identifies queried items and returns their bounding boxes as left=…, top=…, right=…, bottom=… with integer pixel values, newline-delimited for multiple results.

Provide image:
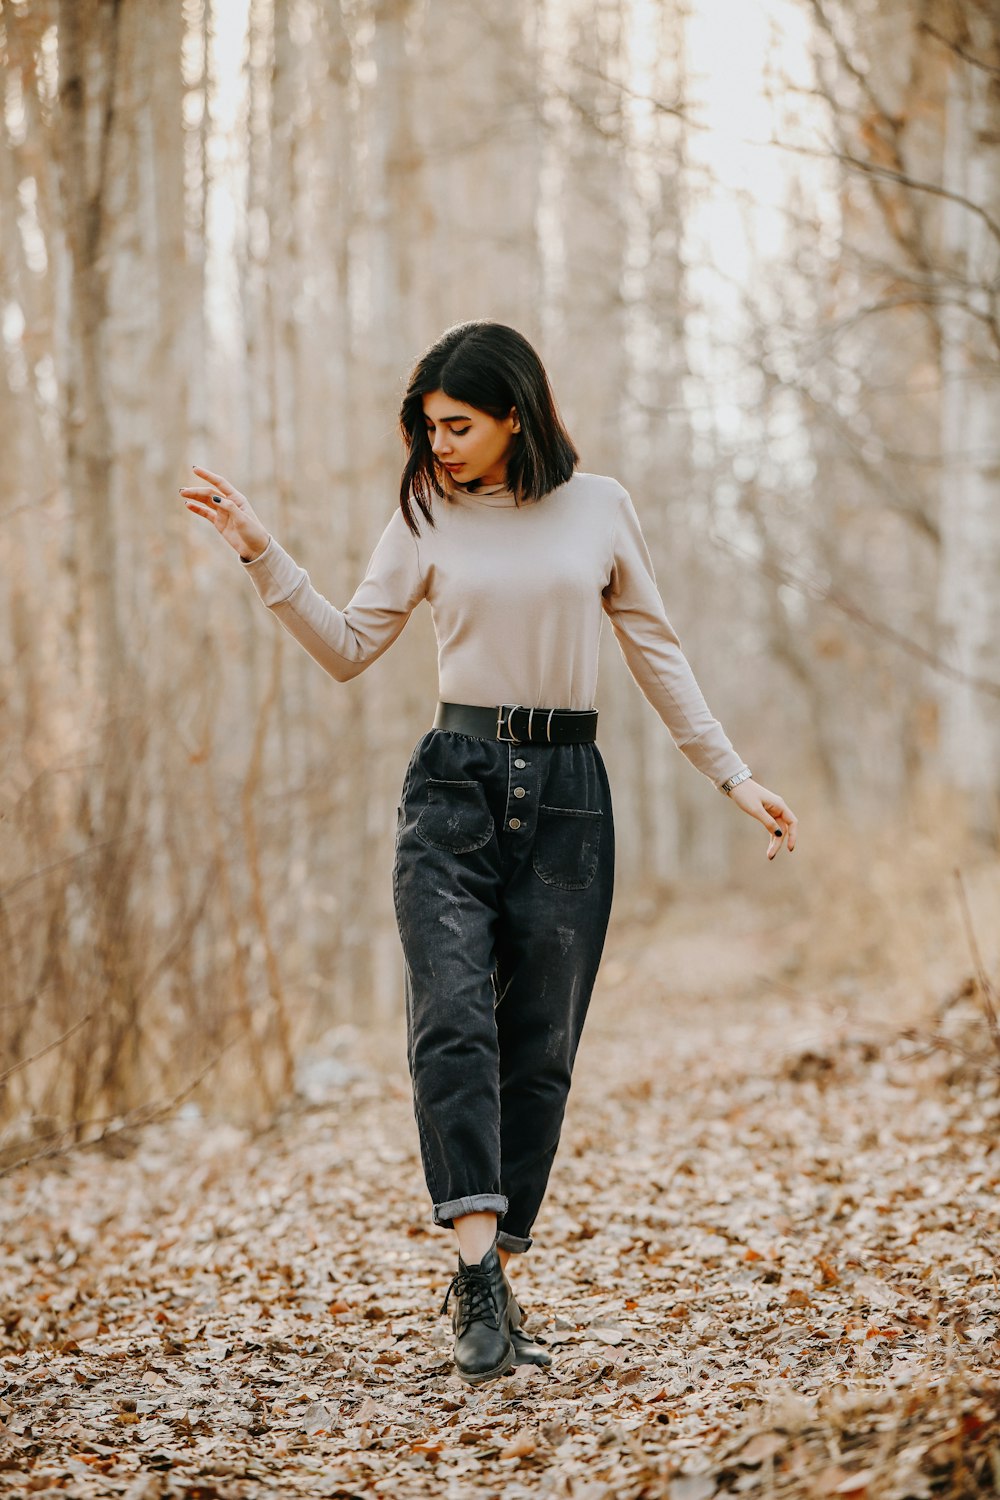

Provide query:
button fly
left=514, top=759, right=526, bottom=768
left=508, top=817, right=522, bottom=830
left=513, top=786, right=526, bottom=799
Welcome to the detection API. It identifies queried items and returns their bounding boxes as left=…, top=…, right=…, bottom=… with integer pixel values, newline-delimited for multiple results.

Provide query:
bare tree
left=934, top=4, right=1000, bottom=829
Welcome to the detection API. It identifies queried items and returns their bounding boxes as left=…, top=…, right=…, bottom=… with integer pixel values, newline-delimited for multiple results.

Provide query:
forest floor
left=2, top=884, right=999, bottom=1499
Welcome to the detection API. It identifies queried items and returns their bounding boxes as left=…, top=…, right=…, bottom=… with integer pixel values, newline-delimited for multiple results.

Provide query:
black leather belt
left=433, top=701, right=598, bottom=745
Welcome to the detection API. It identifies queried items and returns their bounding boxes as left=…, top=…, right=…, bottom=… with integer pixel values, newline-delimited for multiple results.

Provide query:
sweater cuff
left=240, top=535, right=273, bottom=566
left=239, top=535, right=306, bottom=607
left=714, top=762, right=752, bottom=794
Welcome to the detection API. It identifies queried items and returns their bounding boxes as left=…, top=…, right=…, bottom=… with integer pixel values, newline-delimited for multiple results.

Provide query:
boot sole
left=510, top=1348, right=552, bottom=1368
left=454, top=1340, right=516, bottom=1386
left=507, top=1292, right=552, bottom=1367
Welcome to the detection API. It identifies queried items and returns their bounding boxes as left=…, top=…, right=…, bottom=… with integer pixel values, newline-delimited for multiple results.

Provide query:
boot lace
left=440, top=1264, right=500, bottom=1335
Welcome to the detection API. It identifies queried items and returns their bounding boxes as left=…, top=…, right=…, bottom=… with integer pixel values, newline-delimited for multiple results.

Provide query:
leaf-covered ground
left=2, top=888, right=998, bottom=1498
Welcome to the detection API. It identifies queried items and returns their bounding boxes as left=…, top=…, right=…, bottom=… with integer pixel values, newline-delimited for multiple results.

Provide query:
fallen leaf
left=669, top=1473, right=717, bottom=1500
left=833, top=1470, right=875, bottom=1495
left=736, top=1431, right=785, bottom=1464
left=588, top=1326, right=626, bottom=1346
left=301, top=1400, right=333, bottom=1435
left=500, top=1431, right=536, bottom=1459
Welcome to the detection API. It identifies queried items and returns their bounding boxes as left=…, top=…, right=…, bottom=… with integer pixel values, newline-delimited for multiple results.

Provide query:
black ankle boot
left=440, top=1240, right=514, bottom=1385
left=506, top=1288, right=553, bottom=1368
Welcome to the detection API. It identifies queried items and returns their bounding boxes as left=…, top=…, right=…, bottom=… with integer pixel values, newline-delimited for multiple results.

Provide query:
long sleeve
left=240, top=507, right=425, bottom=682
left=602, top=488, right=750, bottom=790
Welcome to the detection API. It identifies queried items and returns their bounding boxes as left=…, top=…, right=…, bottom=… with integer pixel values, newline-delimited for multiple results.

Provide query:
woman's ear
left=510, top=407, right=520, bottom=433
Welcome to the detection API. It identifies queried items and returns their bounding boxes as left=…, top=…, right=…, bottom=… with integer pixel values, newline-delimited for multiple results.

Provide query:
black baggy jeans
left=392, top=727, right=615, bottom=1254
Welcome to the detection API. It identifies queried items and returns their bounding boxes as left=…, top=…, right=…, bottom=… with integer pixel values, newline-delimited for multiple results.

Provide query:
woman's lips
left=442, top=462, right=464, bottom=471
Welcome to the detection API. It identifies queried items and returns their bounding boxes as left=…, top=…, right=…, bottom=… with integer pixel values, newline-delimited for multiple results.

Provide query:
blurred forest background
left=1, top=0, right=998, bottom=1146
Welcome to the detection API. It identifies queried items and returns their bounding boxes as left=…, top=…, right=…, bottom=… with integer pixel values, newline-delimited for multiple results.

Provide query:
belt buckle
left=496, top=704, right=523, bottom=743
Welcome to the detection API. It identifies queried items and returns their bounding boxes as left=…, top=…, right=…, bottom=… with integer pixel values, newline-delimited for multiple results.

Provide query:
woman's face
left=422, top=390, right=519, bottom=487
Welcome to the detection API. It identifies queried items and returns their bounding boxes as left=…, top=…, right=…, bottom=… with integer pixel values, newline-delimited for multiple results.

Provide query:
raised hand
left=180, top=466, right=270, bottom=561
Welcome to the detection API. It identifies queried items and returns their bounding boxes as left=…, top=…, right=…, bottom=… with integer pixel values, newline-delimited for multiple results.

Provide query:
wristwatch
left=720, top=766, right=752, bottom=794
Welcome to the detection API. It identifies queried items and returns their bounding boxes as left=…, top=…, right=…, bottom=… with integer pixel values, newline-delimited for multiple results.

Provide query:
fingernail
left=212, top=494, right=222, bottom=504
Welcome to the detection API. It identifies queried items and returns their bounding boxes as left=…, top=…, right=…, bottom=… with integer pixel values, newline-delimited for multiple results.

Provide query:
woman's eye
left=452, top=428, right=470, bottom=436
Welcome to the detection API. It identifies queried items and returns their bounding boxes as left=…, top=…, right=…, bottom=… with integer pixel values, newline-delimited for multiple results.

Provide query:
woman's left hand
left=726, top=779, right=797, bottom=860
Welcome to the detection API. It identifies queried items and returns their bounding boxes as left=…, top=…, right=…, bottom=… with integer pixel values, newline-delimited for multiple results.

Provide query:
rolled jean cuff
left=496, top=1229, right=533, bottom=1254
left=433, top=1193, right=508, bottom=1229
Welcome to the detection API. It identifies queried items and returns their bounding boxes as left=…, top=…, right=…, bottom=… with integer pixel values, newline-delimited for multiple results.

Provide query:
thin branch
left=953, top=866, right=1000, bottom=1060
left=920, top=21, right=1000, bottom=79
left=806, top=0, right=904, bottom=151
left=134, top=857, right=218, bottom=1002
left=0, top=1034, right=240, bottom=1179
left=825, top=147, right=1000, bottom=249
left=899, top=1026, right=999, bottom=1071
left=0, top=1012, right=93, bottom=1088
left=0, top=489, right=61, bottom=526
left=709, top=532, right=1000, bottom=700
left=0, top=831, right=145, bottom=906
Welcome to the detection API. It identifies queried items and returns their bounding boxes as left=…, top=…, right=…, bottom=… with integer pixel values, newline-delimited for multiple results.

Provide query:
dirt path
left=2, top=890, right=997, bottom=1498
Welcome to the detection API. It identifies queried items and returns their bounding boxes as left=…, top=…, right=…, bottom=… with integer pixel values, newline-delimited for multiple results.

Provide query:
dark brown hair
left=398, top=321, right=579, bottom=534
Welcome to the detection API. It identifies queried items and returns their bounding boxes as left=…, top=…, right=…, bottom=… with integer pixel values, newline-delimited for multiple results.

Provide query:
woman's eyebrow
left=423, top=414, right=471, bottom=424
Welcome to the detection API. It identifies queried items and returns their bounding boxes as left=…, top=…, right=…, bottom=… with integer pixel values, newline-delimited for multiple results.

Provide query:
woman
left=181, top=319, right=797, bottom=1387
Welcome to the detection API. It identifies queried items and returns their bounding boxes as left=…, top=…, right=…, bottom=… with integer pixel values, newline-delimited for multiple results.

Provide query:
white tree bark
left=935, top=4, right=1000, bottom=828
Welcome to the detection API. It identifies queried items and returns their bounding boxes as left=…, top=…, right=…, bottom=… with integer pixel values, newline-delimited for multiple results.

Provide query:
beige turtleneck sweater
left=240, top=470, right=750, bottom=790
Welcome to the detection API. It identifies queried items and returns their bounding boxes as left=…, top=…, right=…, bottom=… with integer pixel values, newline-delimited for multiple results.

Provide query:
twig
left=0, top=831, right=145, bottom=906
left=709, top=532, right=1000, bottom=700
left=832, top=148, right=1000, bottom=249
left=899, top=1026, right=1000, bottom=1072
left=931, top=975, right=977, bottom=1022
left=0, top=1034, right=240, bottom=1179
left=0, top=488, right=61, bottom=525
left=806, top=0, right=903, bottom=152
left=0, top=1013, right=93, bottom=1089
left=953, top=867, right=1000, bottom=1060
left=919, top=21, right=1000, bottom=79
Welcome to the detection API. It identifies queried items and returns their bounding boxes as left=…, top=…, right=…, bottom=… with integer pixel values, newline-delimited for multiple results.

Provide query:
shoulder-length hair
left=398, top=320, right=579, bottom=534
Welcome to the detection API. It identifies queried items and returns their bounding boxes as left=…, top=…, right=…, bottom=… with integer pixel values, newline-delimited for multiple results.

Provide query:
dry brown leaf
left=3, top=909, right=998, bottom=1497
left=500, top=1431, right=537, bottom=1459
left=301, top=1400, right=333, bottom=1434
left=735, top=1431, right=786, bottom=1464
left=668, top=1472, right=717, bottom=1500
left=832, top=1469, right=875, bottom=1495
left=588, top=1326, right=626, bottom=1345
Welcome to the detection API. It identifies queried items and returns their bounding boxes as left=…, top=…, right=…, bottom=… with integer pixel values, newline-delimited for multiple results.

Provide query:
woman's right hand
left=180, top=465, right=270, bottom=561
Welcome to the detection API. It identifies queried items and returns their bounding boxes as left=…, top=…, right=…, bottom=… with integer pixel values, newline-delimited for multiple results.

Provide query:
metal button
left=513, top=786, right=526, bottom=799
left=514, top=758, right=526, bottom=768
left=508, top=817, right=522, bottom=830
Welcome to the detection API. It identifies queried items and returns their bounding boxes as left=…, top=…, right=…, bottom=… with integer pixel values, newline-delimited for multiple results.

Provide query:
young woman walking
left=181, top=320, right=797, bottom=1387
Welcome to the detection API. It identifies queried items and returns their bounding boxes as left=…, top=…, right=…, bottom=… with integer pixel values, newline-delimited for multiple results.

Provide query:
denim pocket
left=416, top=779, right=495, bottom=854
left=532, top=804, right=603, bottom=890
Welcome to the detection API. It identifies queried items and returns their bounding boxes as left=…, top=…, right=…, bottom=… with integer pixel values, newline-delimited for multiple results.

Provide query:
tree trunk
left=935, top=3, right=1000, bottom=836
